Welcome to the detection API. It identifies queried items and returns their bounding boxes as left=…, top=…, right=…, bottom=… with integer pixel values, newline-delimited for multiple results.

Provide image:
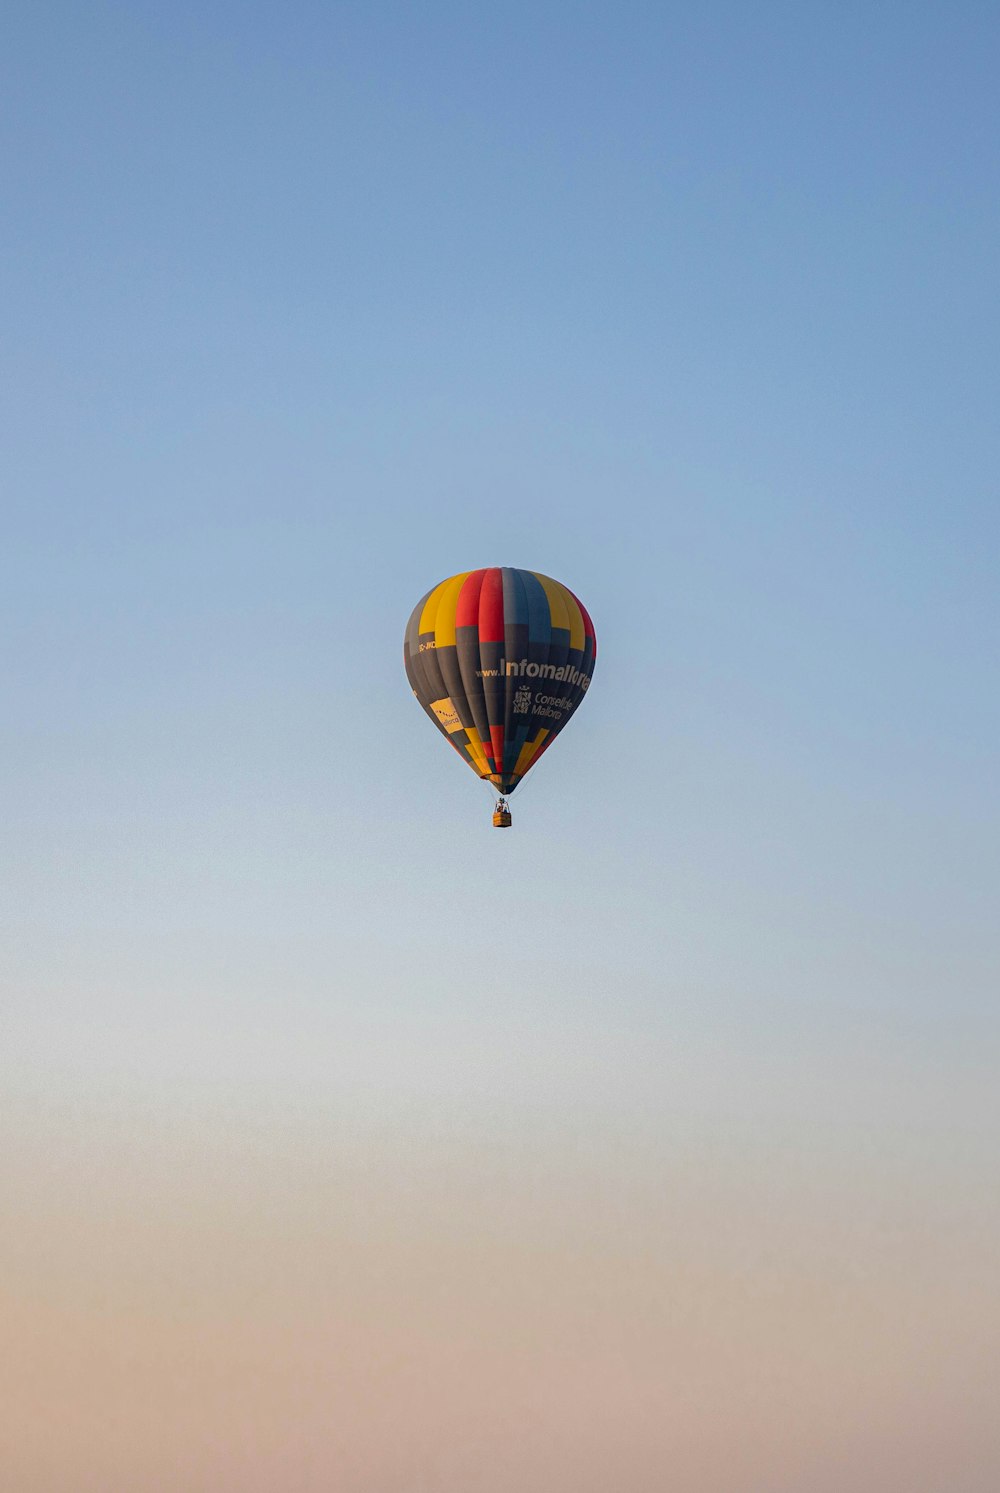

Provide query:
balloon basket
left=492, top=798, right=512, bottom=828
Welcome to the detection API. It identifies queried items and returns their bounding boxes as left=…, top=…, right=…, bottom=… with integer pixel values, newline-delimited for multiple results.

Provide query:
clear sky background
left=3, top=4, right=999, bottom=1490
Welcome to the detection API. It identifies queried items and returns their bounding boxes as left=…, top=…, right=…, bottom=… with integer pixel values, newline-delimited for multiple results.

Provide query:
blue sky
left=3, top=5, right=999, bottom=1489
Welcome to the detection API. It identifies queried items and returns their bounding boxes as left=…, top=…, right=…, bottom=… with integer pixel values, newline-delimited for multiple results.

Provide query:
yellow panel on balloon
left=430, top=698, right=464, bottom=734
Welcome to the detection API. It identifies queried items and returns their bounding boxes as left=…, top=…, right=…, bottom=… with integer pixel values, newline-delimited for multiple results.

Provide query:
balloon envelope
left=404, top=568, right=597, bottom=795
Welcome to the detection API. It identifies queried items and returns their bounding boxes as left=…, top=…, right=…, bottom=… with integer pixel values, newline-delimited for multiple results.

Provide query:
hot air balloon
left=404, top=568, right=597, bottom=826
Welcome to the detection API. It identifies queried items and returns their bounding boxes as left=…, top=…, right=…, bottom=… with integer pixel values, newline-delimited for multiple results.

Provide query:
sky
left=2, top=3, right=999, bottom=1489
